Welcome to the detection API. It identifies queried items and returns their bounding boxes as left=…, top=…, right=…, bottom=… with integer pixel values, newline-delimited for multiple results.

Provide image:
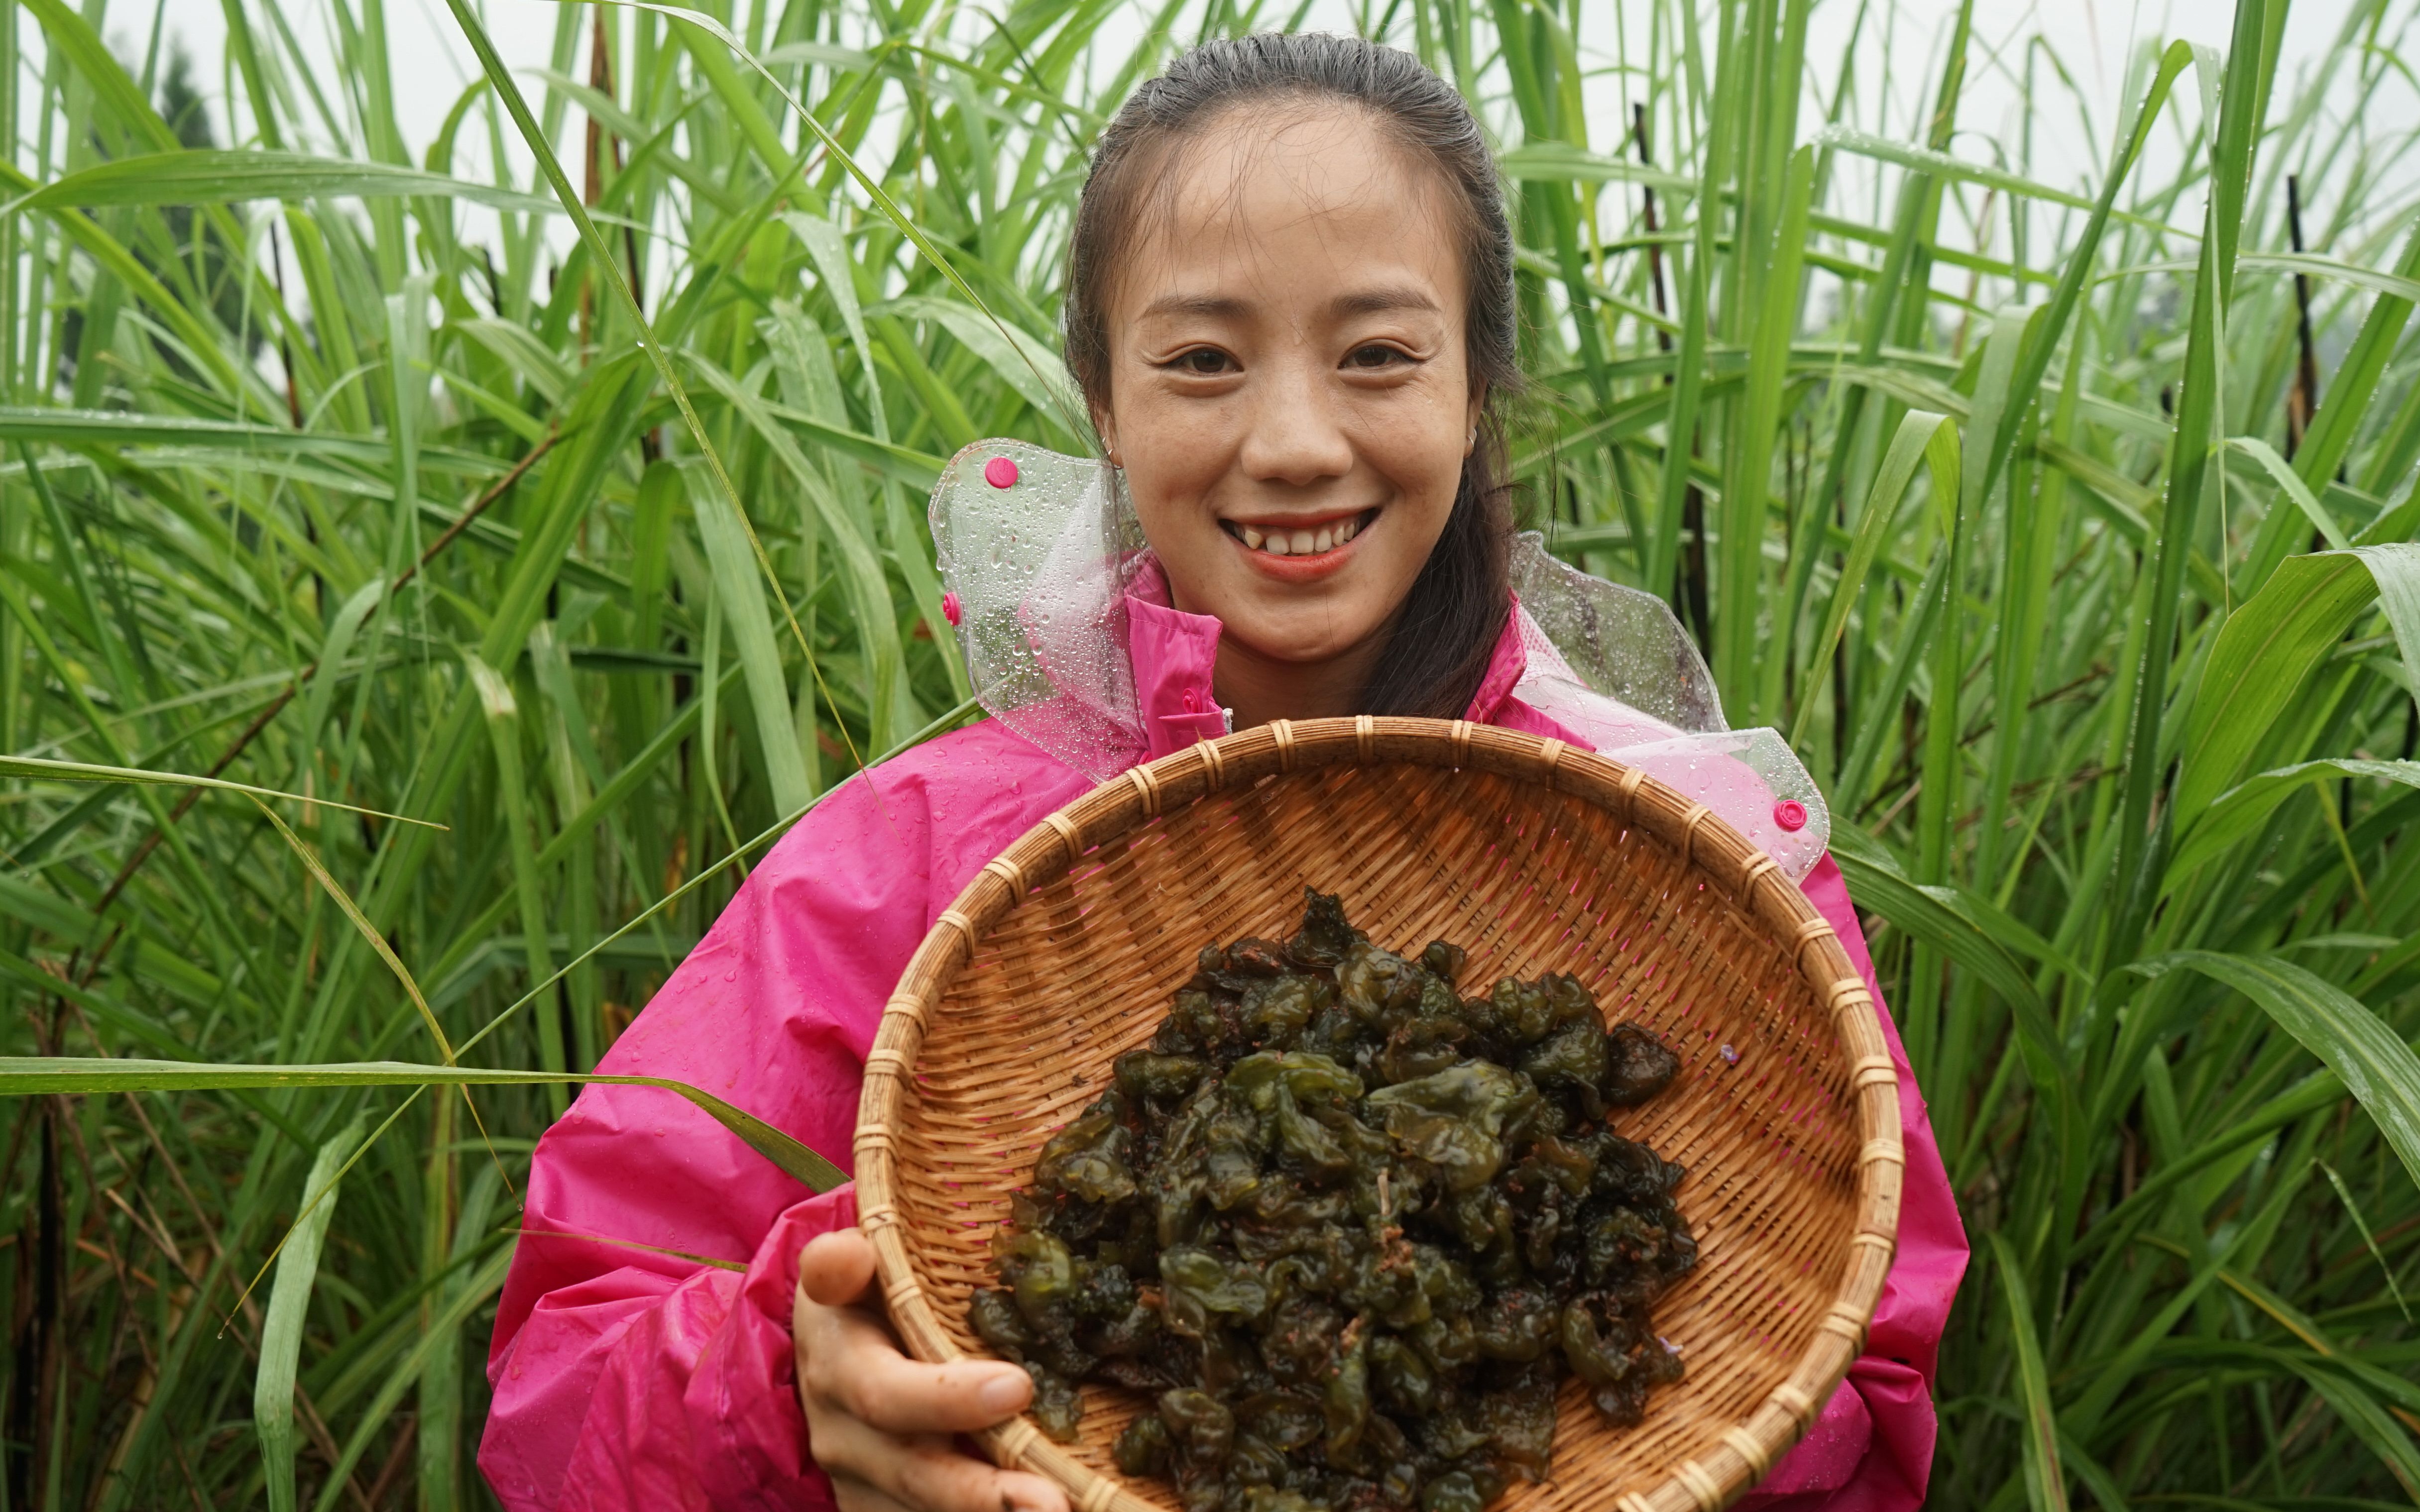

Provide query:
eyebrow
left=1331, top=286, right=1443, bottom=318
left=1134, top=287, right=1444, bottom=323
left=1135, top=293, right=1249, bottom=322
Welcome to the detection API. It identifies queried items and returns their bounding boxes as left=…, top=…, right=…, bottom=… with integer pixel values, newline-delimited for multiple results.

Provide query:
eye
left=1170, top=347, right=1236, bottom=375
left=1346, top=343, right=1412, bottom=370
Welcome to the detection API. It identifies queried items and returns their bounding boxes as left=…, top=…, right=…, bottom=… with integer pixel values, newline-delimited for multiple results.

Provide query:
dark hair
left=1064, top=34, right=1518, bottom=719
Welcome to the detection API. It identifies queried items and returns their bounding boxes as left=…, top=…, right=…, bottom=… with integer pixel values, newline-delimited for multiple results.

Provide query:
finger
left=825, top=1429, right=1069, bottom=1512
left=831, top=1471, right=921, bottom=1512
left=799, top=1228, right=878, bottom=1308
left=795, top=1283, right=1038, bottom=1436
left=890, top=1447, right=1070, bottom=1512
left=810, top=1312, right=1037, bottom=1436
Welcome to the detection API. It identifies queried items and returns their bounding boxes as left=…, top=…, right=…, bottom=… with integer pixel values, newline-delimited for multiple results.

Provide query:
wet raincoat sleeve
left=477, top=741, right=967, bottom=1512
left=475, top=787, right=895, bottom=1510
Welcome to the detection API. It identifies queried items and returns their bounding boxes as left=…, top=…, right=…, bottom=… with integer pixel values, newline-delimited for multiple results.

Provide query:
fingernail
left=977, top=1371, right=1029, bottom=1415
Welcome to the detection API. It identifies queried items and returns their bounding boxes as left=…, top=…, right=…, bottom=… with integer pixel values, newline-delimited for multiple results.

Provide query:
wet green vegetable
left=973, top=891, right=1695, bottom=1512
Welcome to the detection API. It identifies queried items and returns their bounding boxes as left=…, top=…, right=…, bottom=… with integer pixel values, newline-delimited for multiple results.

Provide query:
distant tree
left=58, top=42, right=255, bottom=397
left=155, top=44, right=254, bottom=360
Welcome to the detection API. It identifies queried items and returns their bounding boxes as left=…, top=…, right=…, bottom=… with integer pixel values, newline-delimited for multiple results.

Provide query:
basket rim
left=853, top=715, right=1904, bottom=1512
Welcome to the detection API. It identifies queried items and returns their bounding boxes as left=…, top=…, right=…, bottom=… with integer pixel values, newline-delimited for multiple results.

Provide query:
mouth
left=1218, top=508, right=1379, bottom=560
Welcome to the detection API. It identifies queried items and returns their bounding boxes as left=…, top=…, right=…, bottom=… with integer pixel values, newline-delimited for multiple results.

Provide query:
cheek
left=1372, top=364, right=1473, bottom=481
left=1376, top=485, right=1456, bottom=594
left=1122, top=442, right=1224, bottom=546
left=1376, top=396, right=1469, bottom=528
left=1115, top=418, right=1231, bottom=611
left=1108, top=381, right=1228, bottom=496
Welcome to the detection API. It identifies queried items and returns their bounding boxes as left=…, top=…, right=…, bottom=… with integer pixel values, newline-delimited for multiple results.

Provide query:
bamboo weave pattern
left=857, top=718, right=1901, bottom=1512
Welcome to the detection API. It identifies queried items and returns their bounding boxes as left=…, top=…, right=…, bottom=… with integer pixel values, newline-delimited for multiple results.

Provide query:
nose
left=1236, top=355, right=1353, bottom=487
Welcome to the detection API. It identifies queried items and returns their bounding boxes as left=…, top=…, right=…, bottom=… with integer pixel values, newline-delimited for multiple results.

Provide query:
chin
left=1224, top=607, right=1387, bottom=665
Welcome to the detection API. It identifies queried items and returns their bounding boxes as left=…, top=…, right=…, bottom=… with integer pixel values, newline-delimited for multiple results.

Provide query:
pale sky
left=130, top=0, right=2397, bottom=169
left=105, top=0, right=2420, bottom=294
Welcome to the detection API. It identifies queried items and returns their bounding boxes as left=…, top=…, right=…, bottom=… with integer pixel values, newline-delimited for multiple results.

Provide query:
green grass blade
left=250, top=798, right=456, bottom=1064
left=1990, top=1229, right=2072, bottom=1512
left=685, top=464, right=813, bottom=817
left=1791, top=410, right=1957, bottom=746
left=2230, top=435, right=2351, bottom=550
left=2177, top=547, right=2420, bottom=827
left=6, top=150, right=560, bottom=214
left=1828, top=826, right=2062, bottom=1058
left=2171, top=759, right=2420, bottom=879
left=0, top=1058, right=847, bottom=1190
left=2318, top=1160, right=2413, bottom=1324
left=254, top=1114, right=367, bottom=1512
left=2289, top=1361, right=2420, bottom=1498
left=2142, top=953, right=2420, bottom=1193
left=0, top=753, right=437, bottom=826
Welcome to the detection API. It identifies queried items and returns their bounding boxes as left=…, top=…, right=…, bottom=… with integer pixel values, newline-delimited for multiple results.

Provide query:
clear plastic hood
left=929, top=438, right=1829, bottom=879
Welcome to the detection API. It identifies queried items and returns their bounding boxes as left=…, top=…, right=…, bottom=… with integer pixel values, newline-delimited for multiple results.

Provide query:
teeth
left=1235, top=520, right=1366, bottom=555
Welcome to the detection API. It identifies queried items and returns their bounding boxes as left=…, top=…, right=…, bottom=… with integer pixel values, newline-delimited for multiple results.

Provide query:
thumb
left=797, top=1227, right=878, bottom=1308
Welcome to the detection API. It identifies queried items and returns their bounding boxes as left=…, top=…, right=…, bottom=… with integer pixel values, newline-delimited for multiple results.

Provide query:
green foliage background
left=5, top=0, right=2420, bottom=1506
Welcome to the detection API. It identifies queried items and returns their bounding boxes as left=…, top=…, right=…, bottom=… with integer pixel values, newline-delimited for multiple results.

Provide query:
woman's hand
left=795, top=1228, right=1072, bottom=1512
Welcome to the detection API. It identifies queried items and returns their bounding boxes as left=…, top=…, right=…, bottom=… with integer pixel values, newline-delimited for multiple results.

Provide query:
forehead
left=1115, top=104, right=1465, bottom=315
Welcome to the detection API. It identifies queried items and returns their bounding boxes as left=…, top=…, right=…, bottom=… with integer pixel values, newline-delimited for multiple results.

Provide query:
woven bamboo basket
left=855, top=716, right=1902, bottom=1512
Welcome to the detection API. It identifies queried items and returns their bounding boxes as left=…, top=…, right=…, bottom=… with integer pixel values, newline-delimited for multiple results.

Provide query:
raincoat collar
left=1123, top=555, right=1527, bottom=760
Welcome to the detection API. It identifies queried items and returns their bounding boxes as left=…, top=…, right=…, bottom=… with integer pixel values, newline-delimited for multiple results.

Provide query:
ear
left=1464, top=385, right=1486, bottom=458
left=1093, top=404, right=1120, bottom=466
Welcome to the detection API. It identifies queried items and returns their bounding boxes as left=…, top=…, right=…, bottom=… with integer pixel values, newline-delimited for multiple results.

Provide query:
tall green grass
left=2, top=0, right=2420, bottom=1505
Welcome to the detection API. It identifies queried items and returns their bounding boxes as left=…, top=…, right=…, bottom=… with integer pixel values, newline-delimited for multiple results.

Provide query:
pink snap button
left=940, top=590, right=961, bottom=627
left=1773, top=799, right=1807, bottom=832
left=983, top=455, right=1019, bottom=489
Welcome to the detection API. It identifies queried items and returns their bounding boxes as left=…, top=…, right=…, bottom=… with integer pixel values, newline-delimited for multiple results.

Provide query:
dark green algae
left=971, top=891, right=1696, bottom=1512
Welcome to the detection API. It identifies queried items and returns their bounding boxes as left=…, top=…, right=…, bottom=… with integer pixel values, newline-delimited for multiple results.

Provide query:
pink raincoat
left=481, top=571, right=1967, bottom=1512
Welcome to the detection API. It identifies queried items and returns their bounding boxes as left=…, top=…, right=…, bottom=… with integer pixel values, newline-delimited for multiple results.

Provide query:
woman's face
left=1096, top=105, right=1480, bottom=685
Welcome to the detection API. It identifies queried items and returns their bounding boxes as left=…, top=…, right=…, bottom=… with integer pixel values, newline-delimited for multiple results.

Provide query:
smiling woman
left=1064, top=36, right=1521, bottom=724
left=1091, top=106, right=1480, bottom=725
left=481, top=31, right=1959, bottom=1512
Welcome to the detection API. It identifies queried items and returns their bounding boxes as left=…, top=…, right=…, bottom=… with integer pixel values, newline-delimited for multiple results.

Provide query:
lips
left=1219, top=508, right=1377, bottom=558
left=1214, top=508, right=1377, bottom=584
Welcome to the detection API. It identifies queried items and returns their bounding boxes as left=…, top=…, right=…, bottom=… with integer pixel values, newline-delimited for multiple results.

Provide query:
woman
left=481, top=33, right=1965, bottom=1512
